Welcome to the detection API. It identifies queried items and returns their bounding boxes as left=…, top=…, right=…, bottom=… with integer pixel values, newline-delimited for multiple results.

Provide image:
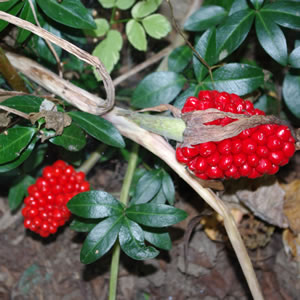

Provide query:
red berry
left=176, top=148, right=189, bottom=163
left=233, top=153, right=247, bottom=167
left=247, top=154, right=259, bottom=167
left=256, top=158, right=272, bottom=174
left=242, top=138, right=257, bottom=154
left=198, top=142, right=217, bottom=157
left=239, top=163, right=251, bottom=177
left=194, top=156, right=208, bottom=173
left=206, top=166, right=223, bottom=179
left=269, top=151, right=285, bottom=165
left=267, top=136, right=282, bottom=151
left=231, top=139, right=242, bottom=154
left=218, top=154, right=233, bottom=170
left=276, top=126, right=291, bottom=142
left=182, top=146, right=199, bottom=158
left=217, top=140, right=232, bottom=155
left=206, top=151, right=221, bottom=165
left=225, top=165, right=240, bottom=179
left=251, top=130, right=266, bottom=145
left=283, top=142, right=295, bottom=158
left=256, top=146, right=269, bottom=158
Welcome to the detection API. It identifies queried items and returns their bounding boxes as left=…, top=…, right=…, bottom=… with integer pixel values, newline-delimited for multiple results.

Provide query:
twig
left=113, top=45, right=173, bottom=86
left=28, top=0, right=63, bottom=77
left=0, top=104, right=29, bottom=119
left=0, top=11, right=114, bottom=114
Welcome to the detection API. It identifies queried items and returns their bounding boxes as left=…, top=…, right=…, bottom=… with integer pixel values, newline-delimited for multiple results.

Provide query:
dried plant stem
left=0, top=104, right=29, bottom=119
left=0, top=11, right=114, bottom=114
left=0, top=47, right=28, bottom=92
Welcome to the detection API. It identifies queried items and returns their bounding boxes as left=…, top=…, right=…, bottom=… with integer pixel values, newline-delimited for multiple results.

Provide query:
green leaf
left=261, top=1, right=300, bottom=30
left=254, top=94, right=280, bottom=116
left=0, top=0, right=20, bottom=12
left=119, top=218, right=159, bottom=260
left=69, top=111, right=125, bottom=148
left=36, top=0, right=96, bottom=29
left=131, top=0, right=162, bottom=18
left=49, top=123, right=86, bottom=152
left=98, top=0, right=115, bottom=8
left=132, top=71, right=186, bottom=108
left=0, top=127, right=36, bottom=164
left=143, top=226, right=172, bottom=250
left=249, top=0, right=263, bottom=9
left=168, top=45, right=192, bottom=73
left=80, top=215, right=123, bottom=264
left=22, top=143, right=48, bottom=173
left=70, top=217, right=100, bottom=232
left=216, top=9, right=255, bottom=61
left=173, top=84, right=199, bottom=109
left=204, top=63, right=264, bottom=95
left=255, top=12, right=288, bottom=66
left=283, top=73, right=300, bottom=119
left=204, top=0, right=235, bottom=11
left=8, top=175, right=35, bottom=211
left=116, top=0, right=135, bottom=10
left=229, top=0, right=248, bottom=15
left=67, top=190, right=124, bottom=218
left=126, top=203, right=187, bottom=227
left=0, top=136, right=37, bottom=173
left=193, top=28, right=216, bottom=82
left=126, top=19, right=147, bottom=51
left=17, top=0, right=36, bottom=43
left=184, top=5, right=227, bottom=32
left=84, top=18, right=109, bottom=38
left=1, top=95, right=44, bottom=113
left=289, top=47, right=300, bottom=69
left=162, top=172, right=175, bottom=205
left=150, top=187, right=166, bottom=204
left=131, top=169, right=162, bottom=204
left=28, top=20, right=62, bottom=65
left=0, top=1, right=23, bottom=32
left=142, top=14, right=171, bottom=39
left=92, top=29, right=123, bottom=78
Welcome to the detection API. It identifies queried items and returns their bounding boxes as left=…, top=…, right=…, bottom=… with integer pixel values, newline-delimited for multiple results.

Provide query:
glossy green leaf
left=119, top=218, right=159, bottom=260
left=142, top=14, right=171, bottom=39
left=283, top=73, right=300, bottom=119
left=168, top=45, right=192, bottom=73
left=131, top=0, right=162, bottom=18
left=132, top=71, right=186, bottom=108
left=162, top=171, right=175, bottom=205
left=289, top=47, right=300, bottom=69
left=84, top=18, right=109, bottom=38
left=116, top=0, right=135, bottom=10
left=143, top=226, right=172, bottom=250
left=216, top=9, right=255, bottom=61
left=184, top=5, right=227, bottom=32
left=0, top=127, right=36, bottom=164
left=254, top=94, right=280, bottom=116
left=8, top=175, right=35, bottom=211
left=80, top=215, right=123, bottom=264
left=0, top=2, right=23, bottom=32
left=229, top=0, right=248, bottom=15
left=249, top=0, right=263, bottom=9
left=131, top=169, right=162, bottom=204
left=204, top=0, right=235, bottom=11
left=173, top=84, right=199, bottom=109
left=0, top=136, right=37, bottom=173
left=69, top=111, right=125, bottom=148
left=0, top=0, right=20, bottom=11
left=67, top=191, right=123, bottom=218
left=28, top=21, right=62, bottom=65
left=204, top=63, right=264, bottom=95
left=150, top=188, right=166, bottom=204
left=92, top=30, right=123, bottom=77
left=261, top=1, right=300, bottom=30
left=255, top=12, right=288, bottom=66
left=126, top=203, right=187, bottom=227
left=17, top=0, right=36, bottom=43
left=36, top=0, right=95, bottom=29
left=193, top=28, right=217, bottom=81
left=126, top=19, right=147, bottom=51
left=50, top=123, right=86, bottom=152
left=98, top=0, right=114, bottom=8
left=1, top=95, right=44, bottom=113
left=70, top=217, right=100, bottom=232
left=22, top=143, right=47, bottom=173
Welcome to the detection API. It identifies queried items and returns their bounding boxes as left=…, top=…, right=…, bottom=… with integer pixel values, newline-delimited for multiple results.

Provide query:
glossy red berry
left=176, top=91, right=296, bottom=180
left=23, top=160, right=89, bottom=237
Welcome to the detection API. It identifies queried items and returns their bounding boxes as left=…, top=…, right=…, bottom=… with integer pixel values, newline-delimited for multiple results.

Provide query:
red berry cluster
left=22, top=160, right=90, bottom=237
left=176, top=91, right=295, bottom=180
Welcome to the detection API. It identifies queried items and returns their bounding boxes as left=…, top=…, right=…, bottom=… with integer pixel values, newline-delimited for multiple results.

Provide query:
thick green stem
left=77, top=143, right=107, bottom=174
left=126, top=113, right=186, bottom=142
left=108, top=143, right=139, bottom=300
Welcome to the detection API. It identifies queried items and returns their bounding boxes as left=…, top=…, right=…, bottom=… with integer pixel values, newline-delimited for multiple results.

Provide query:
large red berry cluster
left=22, top=160, right=90, bottom=237
left=176, top=91, right=295, bottom=180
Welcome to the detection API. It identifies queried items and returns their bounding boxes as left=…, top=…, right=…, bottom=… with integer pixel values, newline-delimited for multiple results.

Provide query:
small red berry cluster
left=176, top=91, right=295, bottom=180
left=22, top=160, right=90, bottom=237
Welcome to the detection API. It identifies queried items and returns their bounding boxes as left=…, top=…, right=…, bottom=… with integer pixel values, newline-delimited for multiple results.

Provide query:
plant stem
left=108, top=143, right=139, bottom=300
left=77, top=143, right=107, bottom=174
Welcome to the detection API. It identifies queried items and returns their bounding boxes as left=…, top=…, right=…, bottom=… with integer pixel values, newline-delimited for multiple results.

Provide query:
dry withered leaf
left=236, top=177, right=288, bottom=228
left=29, top=111, right=72, bottom=138
left=0, top=112, right=11, bottom=127
left=282, top=229, right=300, bottom=260
left=282, top=180, right=300, bottom=233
